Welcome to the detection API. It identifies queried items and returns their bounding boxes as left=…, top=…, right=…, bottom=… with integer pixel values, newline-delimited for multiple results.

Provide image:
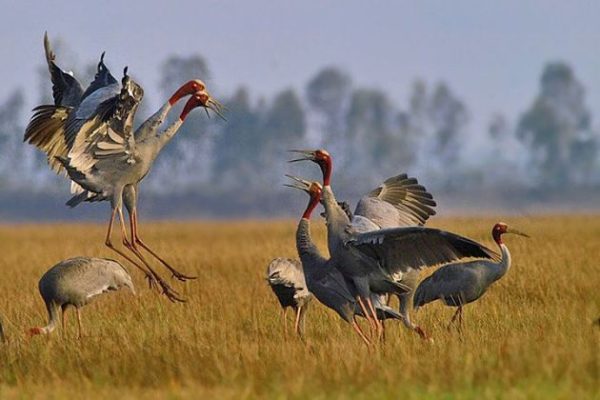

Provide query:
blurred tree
left=345, top=88, right=399, bottom=181
left=518, top=62, right=594, bottom=187
left=160, top=54, right=210, bottom=98
left=0, top=89, right=56, bottom=191
left=212, top=87, right=264, bottom=190
left=428, top=83, right=468, bottom=166
left=306, top=67, right=351, bottom=156
left=262, top=88, right=307, bottom=186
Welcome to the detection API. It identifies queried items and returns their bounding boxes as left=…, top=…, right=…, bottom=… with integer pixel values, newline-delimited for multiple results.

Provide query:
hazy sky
left=2, top=1, right=600, bottom=135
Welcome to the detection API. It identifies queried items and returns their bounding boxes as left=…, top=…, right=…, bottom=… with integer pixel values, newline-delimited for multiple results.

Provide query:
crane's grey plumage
left=289, top=179, right=404, bottom=345
left=413, top=222, right=528, bottom=331
left=25, top=33, right=225, bottom=302
left=29, top=257, right=135, bottom=338
left=288, top=149, right=499, bottom=337
left=266, top=257, right=312, bottom=336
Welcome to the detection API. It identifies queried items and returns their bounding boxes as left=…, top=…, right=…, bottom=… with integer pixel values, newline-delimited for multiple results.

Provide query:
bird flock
left=18, top=33, right=528, bottom=344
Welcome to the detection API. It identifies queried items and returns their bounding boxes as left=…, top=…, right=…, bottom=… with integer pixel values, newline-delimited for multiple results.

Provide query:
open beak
left=283, top=174, right=311, bottom=193
left=288, top=149, right=317, bottom=163
left=506, top=228, right=530, bottom=238
left=200, top=91, right=227, bottom=121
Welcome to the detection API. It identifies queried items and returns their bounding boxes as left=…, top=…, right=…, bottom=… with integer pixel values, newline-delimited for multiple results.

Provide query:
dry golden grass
left=0, top=216, right=598, bottom=399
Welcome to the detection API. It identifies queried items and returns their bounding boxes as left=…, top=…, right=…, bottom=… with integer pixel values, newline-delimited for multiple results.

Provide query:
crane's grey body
left=296, top=218, right=401, bottom=324
left=414, top=243, right=511, bottom=310
left=25, top=33, right=222, bottom=301
left=319, top=178, right=497, bottom=303
left=33, top=257, right=135, bottom=336
left=266, top=258, right=312, bottom=311
left=24, top=34, right=180, bottom=208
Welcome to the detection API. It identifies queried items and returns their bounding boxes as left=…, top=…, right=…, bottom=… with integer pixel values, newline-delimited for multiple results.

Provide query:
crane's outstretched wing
left=25, top=36, right=122, bottom=176
left=62, top=69, right=143, bottom=179
left=347, top=226, right=500, bottom=276
left=354, top=174, right=437, bottom=228
left=43, top=32, right=84, bottom=108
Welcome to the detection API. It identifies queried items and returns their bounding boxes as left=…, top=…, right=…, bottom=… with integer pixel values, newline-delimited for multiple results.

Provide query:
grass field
left=0, top=216, right=598, bottom=399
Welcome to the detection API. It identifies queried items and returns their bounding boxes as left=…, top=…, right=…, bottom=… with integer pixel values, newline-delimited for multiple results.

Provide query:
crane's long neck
left=488, top=240, right=511, bottom=283
left=31, top=301, right=60, bottom=335
left=296, top=219, right=326, bottom=275
left=321, top=186, right=351, bottom=249
left=134, top=102, right=173, bottom=142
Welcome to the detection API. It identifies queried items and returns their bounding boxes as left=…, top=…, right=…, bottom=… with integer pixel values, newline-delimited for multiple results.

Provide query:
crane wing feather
left=348, top=226, right=500, bottom=275
left=354, top=174, right=437, bottom=228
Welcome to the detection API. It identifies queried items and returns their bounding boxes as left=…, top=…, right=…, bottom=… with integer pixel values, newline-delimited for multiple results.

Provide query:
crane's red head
left=27, top=327, right=45, bottom=337
left=169, top=80, right=206, bottom=105
left=492, top=222, right=529, bottom=244
left=288, top=149, right=332, bottom=186
left=284, top=175, right=323, bottom=219
left=180, top=89, right=226, bottom=121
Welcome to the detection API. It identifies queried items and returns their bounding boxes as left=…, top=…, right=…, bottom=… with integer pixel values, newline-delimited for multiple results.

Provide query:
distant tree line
left=0, top=44, right=599, bottom=216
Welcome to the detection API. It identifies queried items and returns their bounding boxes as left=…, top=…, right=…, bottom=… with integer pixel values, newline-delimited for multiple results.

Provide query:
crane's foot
left=155, top=275, right=186, bottom=303
left=144, top=273, right=159, bottom=291
left=170, top=269, right=197, bottom=282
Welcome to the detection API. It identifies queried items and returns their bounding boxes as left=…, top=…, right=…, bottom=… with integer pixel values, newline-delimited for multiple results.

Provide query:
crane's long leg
left=131, top=207, right=196, bottom=281
left=75, top=308, right=83, bottom=339
left=357, top=297, right=377, bottom=334
left=281, top=308, right=288, bottom=337
left=366, top=297, right=384, bottom=340
left=105, top=208, right=158, bottom=291
left=447, top=306, right=462, bottom=331
left=117, top=208, right=185, bottom=303
left=61, top=306, right=67, bottom=335
left=351, top=316, right=371, bottom=346
left=294, top=306, right=303, bottom=338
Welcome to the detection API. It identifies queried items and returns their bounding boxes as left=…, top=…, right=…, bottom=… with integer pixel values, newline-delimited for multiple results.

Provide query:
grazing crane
left=266, top=257, right=312, bottom=337
left=24, top=33, right=224, bottom=302
left=287, top=177, right=404, bottom=346
left=288, top=149, right=498, bottom=338
left=28, top=257, right=135, bottom=338
left=413, top=222, right=529, bottom=331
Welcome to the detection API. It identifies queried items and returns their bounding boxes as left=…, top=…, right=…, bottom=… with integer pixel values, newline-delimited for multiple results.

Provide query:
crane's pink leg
left=366, top=297, right=384, bottom=340
left=294, top=306, right=303, bottom=338
left=447, top=306, right=462, bottom=331
left=105, top=208, right=157, bottom=291
left=61, top=307, right=67, bottom=335
left=281, top=308, right=288, bottom=337
left=118, top=208, right=185, bottom=303
left=75, top=308, right=83, bottom=339
left=131, top=208, right=196, bottom=281
left=357, top=297, right=377, bottom=335
left=351, top=316, right=371, bottom=346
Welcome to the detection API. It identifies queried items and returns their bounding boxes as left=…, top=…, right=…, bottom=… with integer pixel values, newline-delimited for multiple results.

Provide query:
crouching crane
left=266, top=258, right=312, bottom=337
left=414, top=222, right=529, bottom=331
left=28, top=257, right=135, bottom=338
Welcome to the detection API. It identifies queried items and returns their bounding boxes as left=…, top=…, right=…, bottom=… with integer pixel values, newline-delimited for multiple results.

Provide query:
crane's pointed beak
left=506, top=228, right=530, bottom=238
left=206, top=96, right=227, bottom=121
left=288, top=149, right=316, bottom=163
left=284, top=174, right=311, bottom=192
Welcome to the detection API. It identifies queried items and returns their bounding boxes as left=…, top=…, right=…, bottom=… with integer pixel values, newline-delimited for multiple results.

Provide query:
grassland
left=0, top=216, right=598, bottom=399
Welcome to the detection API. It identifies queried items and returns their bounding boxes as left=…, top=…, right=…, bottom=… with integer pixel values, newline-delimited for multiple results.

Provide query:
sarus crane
left=287, top=177, right=404, bottom=346
left=414, top=222, right=529, bottom=331
left=24, top=33, right=224, bottom=302
left=266, top=257, right=313, bottom=337
left=312, top=170, right=439, bottom=340
left=288, top=149, right=499, bottom=338
left=28, top=257, right=135, bottom=338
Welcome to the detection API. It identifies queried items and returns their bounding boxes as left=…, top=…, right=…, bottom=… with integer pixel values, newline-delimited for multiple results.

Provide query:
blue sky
left=2, top=1, right=600, bottom=135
